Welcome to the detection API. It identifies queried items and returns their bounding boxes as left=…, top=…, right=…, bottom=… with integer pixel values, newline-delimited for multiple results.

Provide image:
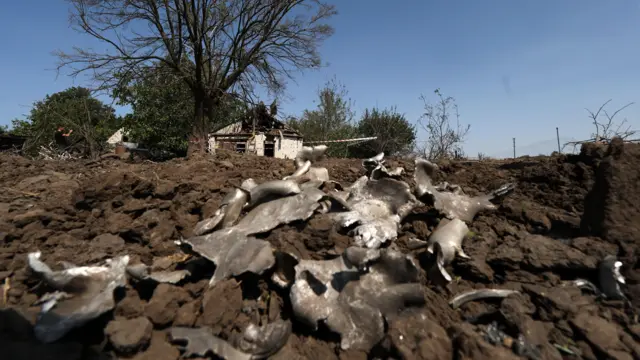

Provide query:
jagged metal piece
left=284, top=160, right=311, bottom=180
left=27, top=252, right=129, bottom=343
left=177, top=188, right=327, bottom=287
left=176, top=230, right=275, bottom=287
left=449, top=289, right=520, bottom=309
left=414, top=158, right=515, bottom=222
left=334, top=177, right=419, bottom=248
left=194, top=187, right=249, bottom=236
left=294, top=145, right=328, bottom=168
left=245, top=179, right=301, bottom=209
left=290, top=247, right=424, bottom=351
left=169, top=320, right=291, bottom=360
left=426, top=218, right=470, bottom=284
left=599, top=255, right=626, bottom=300
left=126, top=263, right=190, bottom=284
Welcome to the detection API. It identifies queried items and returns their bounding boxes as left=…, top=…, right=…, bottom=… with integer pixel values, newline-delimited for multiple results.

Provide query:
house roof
left=212, top=118, right=302, bottom=138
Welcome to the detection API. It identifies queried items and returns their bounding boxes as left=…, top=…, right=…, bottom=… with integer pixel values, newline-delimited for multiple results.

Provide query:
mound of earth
left=0, top=144, right=638, bottom=360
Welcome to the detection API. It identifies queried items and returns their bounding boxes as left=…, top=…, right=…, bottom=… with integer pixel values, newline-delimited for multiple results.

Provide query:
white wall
left=207, top=131, right=303, bottom=159
left=254, top=134, right=265, bottom=156
left=107, top=128, right=127, bottom=145
left=275, top=137, right=303, bottom=159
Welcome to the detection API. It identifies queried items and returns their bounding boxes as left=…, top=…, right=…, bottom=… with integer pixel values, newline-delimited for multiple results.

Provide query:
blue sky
left=1, top=1, right=639, bottom=158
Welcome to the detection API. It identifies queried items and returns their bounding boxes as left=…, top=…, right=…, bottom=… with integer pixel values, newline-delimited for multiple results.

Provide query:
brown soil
left=1, top=143, right=639, bottom=360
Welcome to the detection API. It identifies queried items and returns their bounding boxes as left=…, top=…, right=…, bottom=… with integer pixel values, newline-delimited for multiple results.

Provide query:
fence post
left=556, top=127, right=561, bottom=153
left=512, top=138, right=516, bottom=158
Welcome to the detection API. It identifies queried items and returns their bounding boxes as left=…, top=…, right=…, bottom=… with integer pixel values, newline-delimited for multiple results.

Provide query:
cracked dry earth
left=1, top=141, right=639, bottom=360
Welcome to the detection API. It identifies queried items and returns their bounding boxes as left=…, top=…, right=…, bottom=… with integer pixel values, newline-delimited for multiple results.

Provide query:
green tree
left=56, top=0, right=336, bottom=155
left=0, top=125, right=7, bottom=134
left=288, top=78, right=358, bottom=157
left=350, top=107, right=416, bottom=158
left=114, top=62, right=246, bottom=156
left=11, top=87, right=120, bottom=158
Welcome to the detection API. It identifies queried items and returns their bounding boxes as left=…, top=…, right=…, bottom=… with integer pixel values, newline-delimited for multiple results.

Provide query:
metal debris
left=362, top=152, right=404, bottom=180
left=427, top=218, right=470, bottom=259
left=598, top=255, right=626, bottom=300
left=177, top=188, right=329, bottom=287
left=294, top=145, right=328, bottom=168
left=176, top=230, right=275, bottom=287
left=126, top=263, right=190, bottom=284
left=26, top=252, right=129, bottom=343
left=426, top=218, right=470, bottom=284
left=334, top=177, right=420, bottom=248
left=194, top=187, right=250, bottom=236
left=483, top=321, right=541, bottom=360
left=245, top=179, right=301, bottom=209
left=449, top=289, right=520, bottom=309
left=414, top=158, right=515, bottom=222
left=235, top=320, right=292, bottom=358
left=284, top=159, right=312, bottom=180
left=169, top=320, right=291, bottom=360
left=290, top=247, right=424, bottom=351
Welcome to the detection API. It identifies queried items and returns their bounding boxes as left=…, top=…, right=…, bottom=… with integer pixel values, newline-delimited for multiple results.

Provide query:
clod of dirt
left=126, top=263, right=190, bottom=284
left=449, top=289, right=520, bottom=309
left=26, top=251, right=129, bottom=343
left=169, top=319, right=291, bottom=360
left=334, top=176, right=419, bottom=248
left=105, top=316, right=153, bottom=354
left=193, top=187, right=249, bottom=236
left=144, top=283, right=192, bottom=327
left=386, top=310, right=452, bottom=360
left=290, top=247, right=424, bottom=351
left=414, top=158, right=515, bottom=222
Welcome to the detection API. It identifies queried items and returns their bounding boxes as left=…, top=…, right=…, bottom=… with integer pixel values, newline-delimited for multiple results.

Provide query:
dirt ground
left=1, top=141, right=639, bottom=360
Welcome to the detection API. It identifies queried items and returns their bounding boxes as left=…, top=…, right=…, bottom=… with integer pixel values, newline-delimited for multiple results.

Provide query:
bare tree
left=586, top=99, right=636, bottom=141
left=418, top=89, right=470, bottom=161
left=563, top=99, right=636, bottom=151
left=55, top=0, right=336, bottom=153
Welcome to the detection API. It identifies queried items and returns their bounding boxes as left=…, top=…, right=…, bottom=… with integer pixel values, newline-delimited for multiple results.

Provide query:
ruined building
left=208, top=102, right=303, bottom=159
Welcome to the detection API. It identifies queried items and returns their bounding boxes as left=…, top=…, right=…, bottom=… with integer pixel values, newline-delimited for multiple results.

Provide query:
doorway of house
left=264, top=141, right=275, bottom=157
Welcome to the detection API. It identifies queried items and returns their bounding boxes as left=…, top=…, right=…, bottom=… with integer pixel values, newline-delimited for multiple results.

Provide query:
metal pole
left=512, top=138, right=516, bottom=158
left=556, top=127, right=561, bottom=153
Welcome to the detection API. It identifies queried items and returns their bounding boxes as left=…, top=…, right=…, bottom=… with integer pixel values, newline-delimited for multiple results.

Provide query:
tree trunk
left=187, top=92, right=209, bottom=158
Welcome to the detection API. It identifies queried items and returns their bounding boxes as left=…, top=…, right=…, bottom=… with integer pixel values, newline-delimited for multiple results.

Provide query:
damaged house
left=208, top=103, right=303, bottom=159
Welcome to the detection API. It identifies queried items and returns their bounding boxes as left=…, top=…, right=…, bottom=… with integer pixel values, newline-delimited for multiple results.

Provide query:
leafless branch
left=585, top=99, right=636, bottom=142
left=417, top=89, right=470, bottom=161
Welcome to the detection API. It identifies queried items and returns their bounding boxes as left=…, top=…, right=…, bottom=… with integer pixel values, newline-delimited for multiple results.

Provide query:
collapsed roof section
left=213, top=102, right=302, bottom=139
